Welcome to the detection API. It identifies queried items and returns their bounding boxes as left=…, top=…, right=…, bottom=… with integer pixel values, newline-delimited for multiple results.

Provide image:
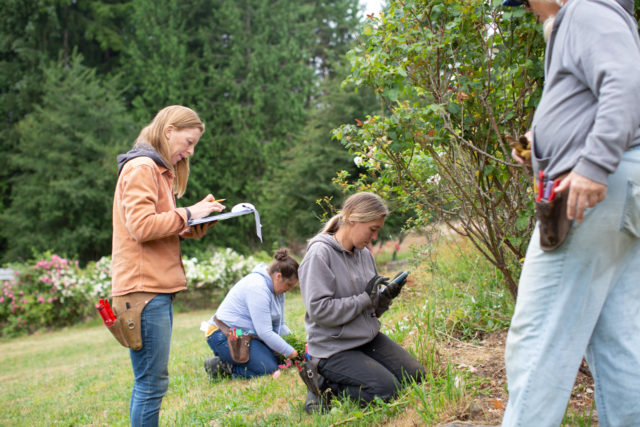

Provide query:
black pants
left=317, top=333, right=425, bottom=404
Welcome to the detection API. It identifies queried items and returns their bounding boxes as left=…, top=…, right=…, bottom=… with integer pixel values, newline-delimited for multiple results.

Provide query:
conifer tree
left=1, top=53, right=134, bottom=263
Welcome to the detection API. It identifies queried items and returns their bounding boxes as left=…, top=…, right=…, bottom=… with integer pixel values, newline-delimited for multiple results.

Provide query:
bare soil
left=437, top=329, right=597, bottom=425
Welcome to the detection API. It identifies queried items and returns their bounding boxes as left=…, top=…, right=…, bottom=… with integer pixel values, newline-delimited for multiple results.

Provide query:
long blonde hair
left=321, top=192, right=389, bottom=234
left=136, top=105, right=205, bottom=198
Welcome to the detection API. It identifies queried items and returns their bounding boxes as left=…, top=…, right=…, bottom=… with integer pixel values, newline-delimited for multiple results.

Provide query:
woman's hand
left=180, top=222, right=216, bottom=239
left=364, top=275, right=388, bottom=307
left=288, top=349, right=299, bottom=360
left=188, top=194, right=225, bottom=220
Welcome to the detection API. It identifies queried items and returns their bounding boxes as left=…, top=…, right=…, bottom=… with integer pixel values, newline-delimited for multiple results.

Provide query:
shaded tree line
left=0, top=0, right=377, bottom=264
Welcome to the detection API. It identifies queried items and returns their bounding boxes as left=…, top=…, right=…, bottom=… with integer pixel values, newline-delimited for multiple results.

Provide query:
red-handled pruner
left=537, top=170, right=545, bottom=202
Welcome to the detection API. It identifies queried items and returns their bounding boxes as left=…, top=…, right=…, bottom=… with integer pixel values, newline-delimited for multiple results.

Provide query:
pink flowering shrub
left=0, top=253, right=92, bottom=336
left=0, top=249, right=259, bottom=337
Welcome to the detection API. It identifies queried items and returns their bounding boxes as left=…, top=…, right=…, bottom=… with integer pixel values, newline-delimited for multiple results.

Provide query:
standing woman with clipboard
left=111, top=105, right=225, bottom=427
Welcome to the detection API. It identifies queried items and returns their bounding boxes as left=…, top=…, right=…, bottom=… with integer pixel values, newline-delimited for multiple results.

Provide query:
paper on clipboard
left=187, top=203, right=263, bottom=242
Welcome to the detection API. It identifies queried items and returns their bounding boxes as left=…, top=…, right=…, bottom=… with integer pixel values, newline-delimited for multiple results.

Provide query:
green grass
left=1, top=235, right=518, bottom=426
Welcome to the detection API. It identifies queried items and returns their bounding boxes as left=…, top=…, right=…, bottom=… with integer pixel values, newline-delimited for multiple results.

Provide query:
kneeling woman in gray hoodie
left=299, top=192, right=425, bottom=412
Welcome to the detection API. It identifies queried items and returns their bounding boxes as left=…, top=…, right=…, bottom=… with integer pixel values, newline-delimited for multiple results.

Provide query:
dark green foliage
left=178, top=0, right=318, bottom=252
left=333, top=0, right=549, bottom=297
left=1, top=53, right=134, bottom=263
left=257, top=1, right=370, bottom=247
left=0, top=0, right=51, bottom=255
left=0, top=0, right=395, bottom=262
left=259, top=71, right=380, bottom=246
left=279, top=329, right=308, bottom=363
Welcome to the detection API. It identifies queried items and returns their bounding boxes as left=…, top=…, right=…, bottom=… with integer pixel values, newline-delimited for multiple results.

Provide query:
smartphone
left=389, top=270, right=409, bottom=287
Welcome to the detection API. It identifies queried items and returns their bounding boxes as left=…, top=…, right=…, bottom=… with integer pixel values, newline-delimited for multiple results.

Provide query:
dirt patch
left=438, top=329, right=597, bottom=425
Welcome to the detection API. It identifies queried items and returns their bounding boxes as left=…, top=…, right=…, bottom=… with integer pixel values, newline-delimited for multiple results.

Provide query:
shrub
left=178, top=248, right=258, bottom=310
left=1, top=254, right=92, bottom=337
left=0, top=248, right=259, bottom=337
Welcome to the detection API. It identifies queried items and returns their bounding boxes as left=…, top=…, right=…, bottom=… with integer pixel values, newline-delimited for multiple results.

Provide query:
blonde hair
left=321, top=192, right=389, bottom=234
left=136, top=105, right=204, bottom=198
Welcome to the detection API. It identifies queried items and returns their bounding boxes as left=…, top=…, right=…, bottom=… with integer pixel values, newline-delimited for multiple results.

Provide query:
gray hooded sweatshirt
left=299, top=233, right=380, bottom=359
left=532, top=0, right=640, bottom=184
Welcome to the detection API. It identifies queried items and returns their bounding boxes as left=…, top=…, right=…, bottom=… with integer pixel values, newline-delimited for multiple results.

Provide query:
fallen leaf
left=491, top=399, right=505, bottom=410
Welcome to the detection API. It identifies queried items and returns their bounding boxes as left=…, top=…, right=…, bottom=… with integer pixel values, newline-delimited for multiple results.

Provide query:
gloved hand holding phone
left=374, top=271, right=410, bottom=317
left=364, top=275, right=389, bottom=308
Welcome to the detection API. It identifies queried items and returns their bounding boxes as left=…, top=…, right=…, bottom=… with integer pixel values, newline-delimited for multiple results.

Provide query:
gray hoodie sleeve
left=300, top=246, right=372, bottom=328
left=570, top=1, right=640, bottom=183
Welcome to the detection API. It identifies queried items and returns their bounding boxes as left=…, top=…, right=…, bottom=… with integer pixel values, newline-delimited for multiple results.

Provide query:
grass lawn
left=0, top=231, right=596, bottom=426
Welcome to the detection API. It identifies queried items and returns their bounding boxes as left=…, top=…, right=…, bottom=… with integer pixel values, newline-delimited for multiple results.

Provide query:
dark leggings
left=317, top=333, right=425, bottom=404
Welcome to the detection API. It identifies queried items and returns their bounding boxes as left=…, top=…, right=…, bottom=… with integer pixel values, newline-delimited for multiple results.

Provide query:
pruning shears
left=229, top=328, right=243, bottom=341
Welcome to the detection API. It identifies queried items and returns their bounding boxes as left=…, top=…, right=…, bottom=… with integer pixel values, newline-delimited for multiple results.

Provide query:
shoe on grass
left=304, top=390, right=329, bottom=414
left=204, top=356, right=233, bottom=379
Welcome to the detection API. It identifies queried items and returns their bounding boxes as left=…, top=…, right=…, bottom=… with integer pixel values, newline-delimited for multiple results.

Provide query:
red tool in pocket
left=96, top=299, right=116, bottom=327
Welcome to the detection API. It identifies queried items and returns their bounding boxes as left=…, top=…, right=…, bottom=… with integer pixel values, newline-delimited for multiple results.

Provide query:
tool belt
left=108, top=292, right=157, bottom=351
left=536, top=189, right=572, bottom=251
left=214, top=316, right=253, bottom=363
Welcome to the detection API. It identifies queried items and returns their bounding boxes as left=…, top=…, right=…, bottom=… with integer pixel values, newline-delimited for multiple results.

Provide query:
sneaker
left=304, top=390, right=329, bottom=414
left=204, top=356, right=233, bottom=379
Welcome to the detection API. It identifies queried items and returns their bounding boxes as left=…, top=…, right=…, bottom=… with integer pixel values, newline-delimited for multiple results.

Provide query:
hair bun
left=274, top=249, right=289, bottom=261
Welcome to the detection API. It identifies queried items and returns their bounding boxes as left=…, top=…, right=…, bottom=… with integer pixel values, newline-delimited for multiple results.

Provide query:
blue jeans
left=129, top=294, right=173, bottom=427
left=207, top=329, right=279, bottom=378
left=503, top=148, right=640, bottom=427
left=318, top=333, right=425, bottom=404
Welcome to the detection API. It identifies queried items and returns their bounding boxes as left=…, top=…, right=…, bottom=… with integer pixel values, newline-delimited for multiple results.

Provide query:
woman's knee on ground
left=350, top=367, right=399, bottom=402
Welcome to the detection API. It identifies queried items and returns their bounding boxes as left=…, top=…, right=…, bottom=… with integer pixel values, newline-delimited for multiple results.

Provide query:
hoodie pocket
left=620, top=179, right=640, bottom=238
left=330, top=314, right=379, bottom=341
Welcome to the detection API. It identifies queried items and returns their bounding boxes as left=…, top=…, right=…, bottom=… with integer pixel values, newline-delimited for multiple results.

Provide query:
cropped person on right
left=501, top=1, right=640, bottom=426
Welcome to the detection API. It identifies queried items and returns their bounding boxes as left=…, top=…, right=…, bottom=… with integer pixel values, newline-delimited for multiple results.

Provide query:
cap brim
left=502, top=0, right=524, bottom=6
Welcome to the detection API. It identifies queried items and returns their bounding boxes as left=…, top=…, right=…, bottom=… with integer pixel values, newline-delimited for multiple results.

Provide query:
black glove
left=364, top=275, right=389, bottom=307
left=380, top=271, right=409, bottom=300
left=374, top=292, right=392, bottom=317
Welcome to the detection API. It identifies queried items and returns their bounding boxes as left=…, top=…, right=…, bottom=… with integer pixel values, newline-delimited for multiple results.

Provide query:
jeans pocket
left=620, top=179, right=640, bottom=238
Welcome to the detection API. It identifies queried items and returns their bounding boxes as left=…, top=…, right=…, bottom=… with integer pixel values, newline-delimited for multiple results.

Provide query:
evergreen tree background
left=1, top=53, right=134, bottom=263
left=7, top=0, right=626, bottom=264
left=0, top=0, right=370, bottom=263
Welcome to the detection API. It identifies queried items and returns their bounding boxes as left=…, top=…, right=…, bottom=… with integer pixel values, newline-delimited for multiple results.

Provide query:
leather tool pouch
left=535, top=190, right=573, bottom=251
left=214, top=316, right=253, bottom=363
left=109, top=292, right=157, bottom=351
left=228, top=335, right=252, bottom=364
left=298, top=358, right=321, bottom=395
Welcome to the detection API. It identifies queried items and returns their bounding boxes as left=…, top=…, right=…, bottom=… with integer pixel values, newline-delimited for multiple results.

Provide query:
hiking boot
left=204, top=356, right=233, bottom=379
left=304, top=390, right=329, bottom=414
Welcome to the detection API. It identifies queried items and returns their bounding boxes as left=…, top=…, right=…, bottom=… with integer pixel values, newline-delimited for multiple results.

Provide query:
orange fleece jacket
left=111, top=156, right=189, bottom=296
